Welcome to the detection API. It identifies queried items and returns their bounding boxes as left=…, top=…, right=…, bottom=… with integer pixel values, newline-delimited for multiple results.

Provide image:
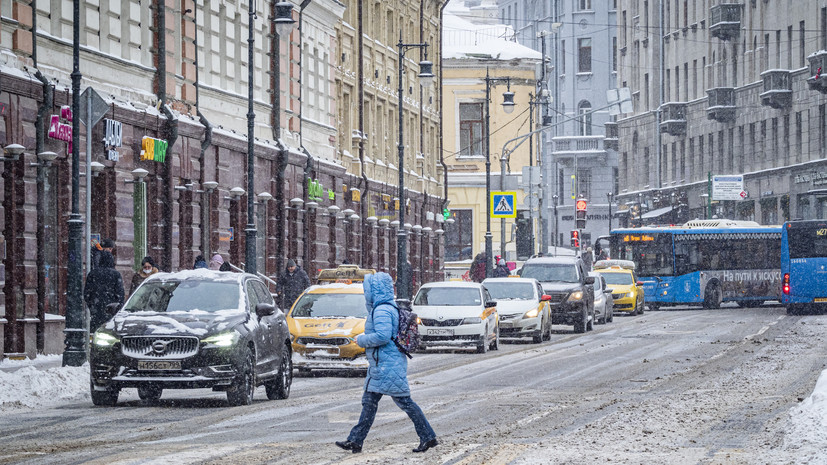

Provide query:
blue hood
left=363, top=272, right=396, bottom=309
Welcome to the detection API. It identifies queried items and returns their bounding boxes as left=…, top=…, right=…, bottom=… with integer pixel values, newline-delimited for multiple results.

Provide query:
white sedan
left=412, top=282, right=499, bottom=353
left=482, top=277, right=551, bottom=343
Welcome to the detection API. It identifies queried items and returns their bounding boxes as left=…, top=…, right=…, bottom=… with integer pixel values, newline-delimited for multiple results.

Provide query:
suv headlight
left=524, top=308, right=540, bottom=318
left=93, top=331, right=119, bottom=347
left=461, top=317, right=482, bottom=325
left=567, top=291, right=584, bottom=302
left=202, top=331, right=240, bottom=348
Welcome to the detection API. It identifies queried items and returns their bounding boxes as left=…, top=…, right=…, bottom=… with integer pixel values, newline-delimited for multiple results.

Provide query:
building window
left=578, top=0, right=591, bottom=11
left=612, top=36, right=617, bottom=72
left=578, top=101, right=592, bottom=136
left=445, top=209, right=473, bottom=261
left=796, top=111, right=802, bottom=163
left=578, top=38, right=592, bottom=73
left=577, top=168, right=592, bottom=199
left=458, top=102, right=483, bottom=157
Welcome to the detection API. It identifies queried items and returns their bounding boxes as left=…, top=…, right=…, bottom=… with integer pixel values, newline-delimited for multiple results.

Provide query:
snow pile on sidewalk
left=783, top=369, right=827, bottom=464
left=0, top=356, right=90, bottom=411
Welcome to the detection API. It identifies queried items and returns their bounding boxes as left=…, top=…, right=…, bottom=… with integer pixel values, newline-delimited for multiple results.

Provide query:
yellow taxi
left=593, top=260, right=645, bottom=316
left=286, top=265, right=375, bottom=373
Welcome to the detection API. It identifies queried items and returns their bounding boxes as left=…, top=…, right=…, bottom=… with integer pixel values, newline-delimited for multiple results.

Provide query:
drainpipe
left=271, top=1, right=288, bottom=278
left=357, top=0, right=368, bottom=266
left=299, top=0, right=314, bottom=269
left=156, top=0, right=177, bottom=271
left=194, top=2, right=213, bottom=258
left=439, top=1, right=450, bottom=276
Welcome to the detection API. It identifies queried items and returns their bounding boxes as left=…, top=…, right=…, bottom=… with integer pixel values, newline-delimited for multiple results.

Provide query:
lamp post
left=484, top=69, right=515, bottom=277
left=552, top=194, right=559, bottom=248
left=607, top=192, right=614, bottom=233
left=395, top=35, right=433, bottom=300
left=64, top=0, right=85, bottom=366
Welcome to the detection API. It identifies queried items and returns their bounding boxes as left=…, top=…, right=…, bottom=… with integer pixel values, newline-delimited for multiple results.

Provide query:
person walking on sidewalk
left=84, top=251, right=124, bottom=333
left=335, top=272, right=438, bottom=454
left=129, top=256, right=159, bottom=295
left=277, top=259, right=311, bottom=310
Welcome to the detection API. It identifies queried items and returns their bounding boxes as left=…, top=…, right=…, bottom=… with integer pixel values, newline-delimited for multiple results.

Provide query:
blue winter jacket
left=356, top=272, right=410, bottom=397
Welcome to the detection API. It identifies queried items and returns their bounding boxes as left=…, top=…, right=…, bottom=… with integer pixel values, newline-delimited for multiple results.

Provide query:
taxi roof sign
left=593, top=259, right=636, bottom=271
left=317, top=265, right=376, bottom=283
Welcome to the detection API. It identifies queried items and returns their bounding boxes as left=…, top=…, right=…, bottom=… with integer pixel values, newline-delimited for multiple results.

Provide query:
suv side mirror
left=636, top=281, right=644, bottom=286
left=106, top=302, right=122, bottom=316
left=541, top=294, right=552, bottom=301
left=256, top=303, right=276, bottom=318
left=584, top=276, right=595, bottom=285
left=485, top=300, right=498, bottom=308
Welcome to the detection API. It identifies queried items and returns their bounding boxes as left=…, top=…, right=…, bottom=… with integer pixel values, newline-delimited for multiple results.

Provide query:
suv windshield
left=601, top=272, right=634, bottom=285
left=125, top=280, right=241, bottom=313
left=291, top=293, right=367, bottom=318
left=484, top=282, right=535, bottom=300
left=414, top=287, right=482, bottom=306
left=521, top=263, right=579, bottom=283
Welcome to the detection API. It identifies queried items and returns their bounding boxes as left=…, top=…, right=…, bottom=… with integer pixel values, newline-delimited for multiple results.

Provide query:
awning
left=641, top=205, right=675, bottom=220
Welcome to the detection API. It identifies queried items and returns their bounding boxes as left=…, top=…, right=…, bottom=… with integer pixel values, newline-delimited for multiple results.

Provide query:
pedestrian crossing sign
left=490, top=191, right=517, bottom=218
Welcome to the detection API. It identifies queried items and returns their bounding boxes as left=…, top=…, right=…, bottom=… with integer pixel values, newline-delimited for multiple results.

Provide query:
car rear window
left=484, top=282, right=535, bottom=300
left=520, top=263, right=579, bottom=283
left=601, top=272, right=634, bottom=285
left=125, top=280, right=241, bottom=313
left=414, top=287, right=482, bottom=306
left=291, top=293, right=367, bottom=318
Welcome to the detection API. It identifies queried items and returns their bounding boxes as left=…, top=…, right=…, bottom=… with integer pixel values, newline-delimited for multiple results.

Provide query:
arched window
left=578, top=101, right=592, bottom=136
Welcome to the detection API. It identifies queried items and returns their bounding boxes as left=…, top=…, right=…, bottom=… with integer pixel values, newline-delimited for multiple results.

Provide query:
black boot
left=412, top=438, right=438, bottom=453
left=335, top=440, right=362, bottom=453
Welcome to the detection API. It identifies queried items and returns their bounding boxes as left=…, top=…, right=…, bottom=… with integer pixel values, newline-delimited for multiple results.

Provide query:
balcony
left=551, top=135, right=606, bottom=166
left=660, top=102, right=687, bottom=136
left=604, top=122, right=619, bottom=151
left=710, top=3, right=742, bottom=41
left=807, top=50, right=827, bottom=94
left=759, top=70, right=792, bottom=109
left=706, top=87, right=736, bottom=122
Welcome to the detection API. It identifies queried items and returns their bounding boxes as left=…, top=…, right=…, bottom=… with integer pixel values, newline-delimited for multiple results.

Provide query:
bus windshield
left=611, top=233, right=674, bottom=277
left=788, top=227, right=827, bottom=258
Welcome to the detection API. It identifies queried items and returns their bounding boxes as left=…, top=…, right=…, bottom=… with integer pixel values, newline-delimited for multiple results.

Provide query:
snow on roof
left=443, top=1, right=542, bottom=61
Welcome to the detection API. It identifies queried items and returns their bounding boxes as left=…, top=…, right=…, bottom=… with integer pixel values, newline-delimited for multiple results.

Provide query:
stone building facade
left=0, top=0, right=447, bottom=358
left=616, top=0, right=827, bottom=225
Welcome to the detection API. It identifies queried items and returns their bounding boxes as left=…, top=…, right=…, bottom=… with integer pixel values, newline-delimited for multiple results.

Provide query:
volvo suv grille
left=121, top=336, right=199, bottom=359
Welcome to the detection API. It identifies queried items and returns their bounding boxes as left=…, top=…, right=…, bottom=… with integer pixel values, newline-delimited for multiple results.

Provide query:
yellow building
left=441, top=4, right=542, bottom=265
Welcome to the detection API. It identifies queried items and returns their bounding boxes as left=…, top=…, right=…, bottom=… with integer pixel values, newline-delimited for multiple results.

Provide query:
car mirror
left=106, top=302, right=122, bottom=316
left=255, top=303, right=276, bottom=318
left=636, top=281, right=644, bottom=286
left=584, top=276, right=595, bottom=285
left=604, top=289, right=613, bottom=294
left=605, top=288, right=614, bottom=293
left=485, top=301, right=498, bottom=308
left=541, top=294, right=552, bottom=301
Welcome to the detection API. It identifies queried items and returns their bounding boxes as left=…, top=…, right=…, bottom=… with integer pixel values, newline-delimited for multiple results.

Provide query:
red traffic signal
left=570, top=230, right=580, bottom=247
left=576, top=199, right=588, bottom=211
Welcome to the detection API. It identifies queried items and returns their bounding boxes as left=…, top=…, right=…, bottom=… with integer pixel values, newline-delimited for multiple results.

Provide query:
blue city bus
left=609, top=220, right=782, bottom=309
left=781, top=220, right=827, bottom=314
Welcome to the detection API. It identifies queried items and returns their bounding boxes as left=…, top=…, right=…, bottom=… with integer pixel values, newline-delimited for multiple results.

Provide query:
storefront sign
left=308, top=178, right=324, bottom=201
left=712, top=175, right=745, bottom=201
left=104, top=119, right=122, bottom=161
left=140, top=136, right=168, bottom=162
left=794, top=171, right=827, bottom=186
left=47, top=106, right=73, bottom=152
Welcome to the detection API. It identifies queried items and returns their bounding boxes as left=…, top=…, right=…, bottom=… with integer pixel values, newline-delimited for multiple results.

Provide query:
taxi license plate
left=499, top=322, right=512, bottom=329
left=814, top=298, right=827, bottom=303
left=138, top=360, right=181, bottom=371
left=427, top=329, right=454, bottom=336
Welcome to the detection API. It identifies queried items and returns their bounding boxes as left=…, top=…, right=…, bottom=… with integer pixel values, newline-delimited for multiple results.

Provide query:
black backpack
left=373, top=301, right=420, bottom=359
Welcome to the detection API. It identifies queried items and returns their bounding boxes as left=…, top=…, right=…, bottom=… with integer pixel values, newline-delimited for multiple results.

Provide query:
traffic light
left=575, top=198, right=588, bottom=229
left=570, top=230, right=580, bottom=248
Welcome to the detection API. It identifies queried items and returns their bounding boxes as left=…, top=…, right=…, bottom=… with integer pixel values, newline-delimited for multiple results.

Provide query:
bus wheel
left=703, top=283, right=723, bottom=309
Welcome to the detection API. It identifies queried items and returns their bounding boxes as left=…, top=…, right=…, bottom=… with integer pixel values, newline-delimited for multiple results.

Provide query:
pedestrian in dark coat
left=84, top=251, right=124, bottom=333
left=193, top=255, right=208, bottom=269
left=129, top=256, right=159, bottom=295
left=493, top=258, right=510, bottom=277
left=90, top=238, right=115, bottom=271
left=277, top=259, right=311, bottom=310
left=335, top=272, right=437, bottom=454
left=469, top=252, right=487, bottom=282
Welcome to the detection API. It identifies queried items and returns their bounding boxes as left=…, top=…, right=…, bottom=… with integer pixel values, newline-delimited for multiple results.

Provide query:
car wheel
left=90, top=383, right=119, bottom=407
left=638, top=300, right=644, bottom=314
left=137, top=385, right=162, bottom=402
left=631, top=303, right=639, bottom=316
left=476, top=326, right=489, bottom=354
left=266, top=343, right=293, bottom=400
left=532, top=317, right=544, bottom=343
left=574, top=310, right=587, bottom=334
left=490, top=324, right=500, bottom=350
left=608, top=308, right=614, bottom=323
left=703, top=283, right=723, bottom=309
left=543, top=316, right=552, bottom=341
left=586, top=308, right=594, bottom=331
left=227, top=349, right=255, bottom=406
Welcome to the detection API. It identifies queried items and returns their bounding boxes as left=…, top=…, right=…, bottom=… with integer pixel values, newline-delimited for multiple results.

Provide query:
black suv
left=90, top=270, right=293, bottom=406
left=519, top=256, right=595, bottom=333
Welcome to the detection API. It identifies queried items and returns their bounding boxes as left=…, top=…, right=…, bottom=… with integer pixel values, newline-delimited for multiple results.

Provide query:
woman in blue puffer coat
left=335, top=272, right=438, bottom=454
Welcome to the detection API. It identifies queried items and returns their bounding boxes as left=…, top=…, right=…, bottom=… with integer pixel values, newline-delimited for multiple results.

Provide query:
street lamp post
left=245, top=0, right=257, bottom=274
left=64, top=0, right=85, bottom=367
left=552, top=194, right=559, bottom=248
left=484, top=69, right=515, bottom=278
left=396, top=35, right=433, bottom=300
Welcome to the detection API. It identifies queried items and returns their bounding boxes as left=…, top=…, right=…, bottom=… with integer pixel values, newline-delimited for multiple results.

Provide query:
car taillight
left=783, top=273, right=790, bottom=295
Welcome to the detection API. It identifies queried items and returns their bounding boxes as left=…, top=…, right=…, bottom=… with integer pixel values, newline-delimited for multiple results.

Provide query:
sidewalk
left=0, top=354, right=65, bottom=373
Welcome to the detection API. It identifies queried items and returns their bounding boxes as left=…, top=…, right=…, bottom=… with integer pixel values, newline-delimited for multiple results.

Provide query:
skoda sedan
left=413, top=281, right=499, bottom=353
left=90, top=269, right=293, bottom=407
